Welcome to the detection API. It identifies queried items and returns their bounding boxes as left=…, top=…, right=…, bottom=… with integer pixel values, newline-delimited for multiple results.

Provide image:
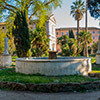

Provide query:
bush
left=12, top=10, right=31, bottom=57
left=0, top=30, right=6, bottom=54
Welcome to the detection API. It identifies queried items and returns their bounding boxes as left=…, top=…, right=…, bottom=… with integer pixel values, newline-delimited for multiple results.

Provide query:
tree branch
left=15, top=0, right=21, bottom=4
left=3, top=0, right=20, bottom=12
left=29, top=0, right=55, bottom=21
left=1, top=5, right=16, bottom=13
left=27, top=1, right=34, bottom=9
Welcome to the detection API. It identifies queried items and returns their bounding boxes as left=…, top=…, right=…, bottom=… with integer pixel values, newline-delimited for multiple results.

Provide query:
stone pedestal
left=96, top=39, right=100, bottom=64
left=49, top=51, right=57, bottom=59
left=96, top=54, right=100, bottom=64
left=0, top=55, right=12, bottom=67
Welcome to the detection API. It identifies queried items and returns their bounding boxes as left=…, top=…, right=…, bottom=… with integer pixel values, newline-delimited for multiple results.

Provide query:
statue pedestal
left=96, top=53, right=100, bottom=64
left=0, top=55, right=12, bottom=67
left=49, top=51, right=57, bottom=59
left=96, top=39, right=100, bottom=64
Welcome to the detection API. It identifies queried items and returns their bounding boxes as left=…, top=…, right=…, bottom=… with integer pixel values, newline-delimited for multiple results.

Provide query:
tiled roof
left=0, top=22, right=6, bottom=25
left=56, top=27, right=100, bottom=30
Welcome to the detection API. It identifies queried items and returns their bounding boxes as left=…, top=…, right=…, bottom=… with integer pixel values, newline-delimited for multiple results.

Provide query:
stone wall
left=0, top=81, right=100, bottom=92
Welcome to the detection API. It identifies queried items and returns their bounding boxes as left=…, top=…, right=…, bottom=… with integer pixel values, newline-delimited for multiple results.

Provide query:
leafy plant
left=0, top=30, right=6, bottom=54
left=57, top=35, right=78, bottom=56
left=31, top=27, right=49, bottom=57
left=92, top=41, right=98, bottom=54
left=69, top=29, right=75, bottom=39
left=12, top=11, right=31, bottom=57
left=78, top=30, right=93, bottom=57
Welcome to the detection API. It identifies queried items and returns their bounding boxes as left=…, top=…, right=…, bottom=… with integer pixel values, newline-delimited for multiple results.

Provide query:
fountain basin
left=16, top=57, right=92, bottom=76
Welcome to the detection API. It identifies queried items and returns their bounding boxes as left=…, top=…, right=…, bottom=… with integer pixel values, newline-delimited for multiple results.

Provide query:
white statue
left=4, top=38, right=9, bottom=55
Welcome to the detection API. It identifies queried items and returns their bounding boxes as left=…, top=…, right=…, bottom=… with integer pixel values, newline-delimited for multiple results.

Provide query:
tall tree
left=70, top=0, right=85, bottom=41
left=88, top=0, right=100, bottom=19
left=85, top=0, right=88, bottom=33
left=12, top=11, right=31, bottom=57
left=78, top=30, right=93, bottom=57
left=0, top=30, right=6, bottom=54
left=0, top=0, right=62, bottom=26
left=69, top=29, right=75, bottom=39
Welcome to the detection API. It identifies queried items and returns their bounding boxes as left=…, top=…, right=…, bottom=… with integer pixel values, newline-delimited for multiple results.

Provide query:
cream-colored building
left=46, top=14, right=56, bottom=51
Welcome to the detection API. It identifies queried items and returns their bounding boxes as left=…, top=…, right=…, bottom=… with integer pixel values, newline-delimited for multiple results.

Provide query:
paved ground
left=0, top=90, right=100, bottom=100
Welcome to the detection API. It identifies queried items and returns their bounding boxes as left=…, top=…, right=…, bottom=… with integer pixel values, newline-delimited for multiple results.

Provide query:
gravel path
left=0, top=90, right=100, bottom=100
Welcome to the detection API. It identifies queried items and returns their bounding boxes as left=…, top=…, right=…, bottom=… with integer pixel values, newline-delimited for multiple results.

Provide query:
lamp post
left=85, top=0, right=88, bottom=57
left=85, top=0, right=88, bottom=33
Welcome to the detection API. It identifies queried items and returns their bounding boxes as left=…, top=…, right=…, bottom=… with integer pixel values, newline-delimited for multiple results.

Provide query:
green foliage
left=91, top=57, right=96, bottom=64
left=0, top=68, right=99, bottom=84
left=70, top=0, right=85, bottom=39
left=0, top=0, right=62, bottom=25
left=31, top=27, right=49, bottom=57
left=92, top=41, right=98, bottom=53
left=57, top=35, right=77, bottom=56
left=78, top=30, right=93, bottom=56
left=88, top=0, right=100, bottom=19
left=70, top=0, right=85, bottom=21
left=69, top=29, right=75, bottom=38
left=88, top=46, right=91, bottom=55
left=0, top=30, right=6, bottom=54
left=0, top=0, right=62, bottom=56
left=12, top=11, right=31, bottom=57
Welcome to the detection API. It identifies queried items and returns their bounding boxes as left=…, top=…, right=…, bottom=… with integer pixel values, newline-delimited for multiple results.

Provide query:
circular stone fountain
left=16, top=56, right=92, bottom=76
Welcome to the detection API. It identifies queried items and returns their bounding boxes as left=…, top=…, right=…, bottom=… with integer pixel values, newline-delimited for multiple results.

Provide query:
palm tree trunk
left=77, top=20, right=79, bottom=42
left=77, top=20, right=80, bottom=54
left=83, top=45, right=86, bottom=56
left=85, top=44, right=88, bottom=57
left=83, top=43, right=89, bottom=57
left=85, top=0, right=88, bottom=57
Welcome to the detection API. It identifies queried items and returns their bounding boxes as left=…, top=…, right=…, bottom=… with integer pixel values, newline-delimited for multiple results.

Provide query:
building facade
left=56, top=27, right=100, bottom=53
left=46, top=14, right=56, bottom=51
left=0, top=22, right=6, bottom=31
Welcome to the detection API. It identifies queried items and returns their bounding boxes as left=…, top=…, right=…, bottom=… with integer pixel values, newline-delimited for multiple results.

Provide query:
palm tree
left=70, top=0, right=85, bottom=41
left=85, top=0, right=88, bottom=33
left=79, top=30, right=93, bottom=57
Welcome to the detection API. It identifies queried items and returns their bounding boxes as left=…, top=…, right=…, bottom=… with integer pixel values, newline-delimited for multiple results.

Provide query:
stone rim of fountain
left=16, top=57, right=91, bottom=62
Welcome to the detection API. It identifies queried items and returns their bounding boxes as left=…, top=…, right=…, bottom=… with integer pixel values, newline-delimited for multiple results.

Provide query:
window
left=93, top=36, right=95, bottom=39
left=2, top=27, right=5, bottom=29
left=57, top=32, right=59, bottom=35
left=61, top=32, right=64, bottom=35
left=76, top=32, right=77, bottom=35
left=93, top=31, right=95, bottom=34
left=98, top=31, right=100, bottom=34
left=98, top=36, right=100, bottom=39
left=66, top=32, right=68, bottom=35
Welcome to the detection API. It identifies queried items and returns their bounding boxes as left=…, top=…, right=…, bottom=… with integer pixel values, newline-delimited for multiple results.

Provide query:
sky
left=53, top=0, right=100, bottom=28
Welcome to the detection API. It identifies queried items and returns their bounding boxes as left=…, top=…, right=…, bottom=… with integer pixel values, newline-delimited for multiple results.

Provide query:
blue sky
left=53, top=0, right=100, bottom=28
